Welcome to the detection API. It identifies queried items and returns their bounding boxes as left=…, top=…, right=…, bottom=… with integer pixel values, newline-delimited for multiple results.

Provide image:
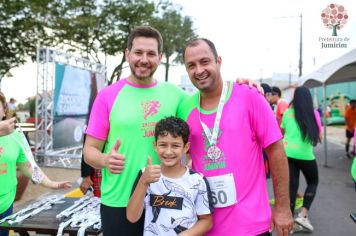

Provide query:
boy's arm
left=178, top=214, right=212, bottom=236
left=127, top=171, right=148, bottom=223
left=127, top=157, right=161, bottom=223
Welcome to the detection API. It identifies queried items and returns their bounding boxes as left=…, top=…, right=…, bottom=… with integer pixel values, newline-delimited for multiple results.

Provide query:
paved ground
left=13, top=126, right=356, bottom=235
left=268, top=126, right=356, bottom=235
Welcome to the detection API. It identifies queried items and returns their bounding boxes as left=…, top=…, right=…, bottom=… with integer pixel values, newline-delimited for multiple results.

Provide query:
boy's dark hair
left=155, top=116, right=190, bottom=144
left=127, top=26, right=163, bottom=54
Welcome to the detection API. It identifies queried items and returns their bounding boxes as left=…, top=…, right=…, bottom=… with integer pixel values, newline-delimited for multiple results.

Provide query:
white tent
left=299, top=48, right=356, bottom=166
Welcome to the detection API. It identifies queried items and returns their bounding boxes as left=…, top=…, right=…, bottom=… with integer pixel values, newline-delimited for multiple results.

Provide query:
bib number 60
left=211, top=190, right=227, bottom=206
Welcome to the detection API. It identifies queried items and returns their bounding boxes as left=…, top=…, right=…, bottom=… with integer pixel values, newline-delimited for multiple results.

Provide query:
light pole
left=274, top=14, right=303, bottom=79
left=299, top=14, right=303, bottom=77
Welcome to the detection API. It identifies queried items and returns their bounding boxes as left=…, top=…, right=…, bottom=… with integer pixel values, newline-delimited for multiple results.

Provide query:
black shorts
left=346, top=129, right=354, bottom=138
left=100, top=204, right=144, bottom=236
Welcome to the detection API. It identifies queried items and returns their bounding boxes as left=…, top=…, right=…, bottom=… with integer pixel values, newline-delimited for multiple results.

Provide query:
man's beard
left=130, top=64, right=157, bottom=81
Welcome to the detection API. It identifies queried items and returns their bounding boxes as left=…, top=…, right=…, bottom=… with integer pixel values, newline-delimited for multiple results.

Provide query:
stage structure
left=35, top=48, right=106, bottom=168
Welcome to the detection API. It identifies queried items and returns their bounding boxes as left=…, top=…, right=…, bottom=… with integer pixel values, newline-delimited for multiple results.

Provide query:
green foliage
left=0, top=0, right=54, bottom=81
left=150, top=3, right=197, bottom=81
left=0, top=0, right=196, bottom=85
left=28, top=97, right=36, bottom=117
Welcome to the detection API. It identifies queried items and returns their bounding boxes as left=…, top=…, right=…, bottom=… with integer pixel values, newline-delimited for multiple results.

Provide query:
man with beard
left=178, top=38, right=293, bottom=236
left=83, top=26, right=187, bottom=236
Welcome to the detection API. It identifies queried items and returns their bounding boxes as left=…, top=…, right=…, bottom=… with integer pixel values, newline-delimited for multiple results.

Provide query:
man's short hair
left=127, top=26, right=163, bottom=54
left=183, top=38, right=218, bottom=62
left=271, top=86, right=282, bottom=97
left=155, top=116, right=190, bottom=144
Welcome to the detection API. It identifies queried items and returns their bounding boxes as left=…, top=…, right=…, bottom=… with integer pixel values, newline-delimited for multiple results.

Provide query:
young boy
left=127, top=116, right=213, bottom=236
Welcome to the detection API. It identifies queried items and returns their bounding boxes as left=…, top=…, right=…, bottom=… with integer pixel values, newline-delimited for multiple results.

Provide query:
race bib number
left=206, top=173, right=237, bottom=208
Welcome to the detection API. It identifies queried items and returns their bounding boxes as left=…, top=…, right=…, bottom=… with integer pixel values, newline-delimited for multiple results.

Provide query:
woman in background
left=281, top=86, right=322, bottom=233
left=0, top=92, right=71, bottom=236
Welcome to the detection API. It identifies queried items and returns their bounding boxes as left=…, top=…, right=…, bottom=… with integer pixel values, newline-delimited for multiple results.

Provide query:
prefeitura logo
left=321, top=4, right=348, bottom=36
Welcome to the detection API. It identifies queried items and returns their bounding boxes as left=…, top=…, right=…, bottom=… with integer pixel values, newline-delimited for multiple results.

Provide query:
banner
left=53, top=63, right=105, bottom=149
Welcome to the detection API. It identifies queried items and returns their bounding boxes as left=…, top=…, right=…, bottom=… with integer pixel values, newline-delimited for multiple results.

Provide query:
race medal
left=207, top=145, right=222, bottom=161
left=206, top=173, right=237, bottom=208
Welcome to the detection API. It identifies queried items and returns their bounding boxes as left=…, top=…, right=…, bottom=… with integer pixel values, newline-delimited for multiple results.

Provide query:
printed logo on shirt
left=150, top=194, right=183, bottom=210
left=141, top=100, right=161, bottom=138
left=142, top=100, right=161, bottom=120
left=0, top=163, right=7, bottom=174
left=202, top=128, right=226, bottom=171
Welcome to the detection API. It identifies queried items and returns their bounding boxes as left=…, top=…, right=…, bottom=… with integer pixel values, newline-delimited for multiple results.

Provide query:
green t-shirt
left=352, top=157, right=356, bottom=182
left=281, top=108, right=317, bottom=160
left=0, top=131, right=28, bottom=214
left=87, top=79, right=187, bottom=207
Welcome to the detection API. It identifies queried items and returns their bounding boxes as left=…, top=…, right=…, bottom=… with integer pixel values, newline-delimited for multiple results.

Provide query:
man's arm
left=265, top=140, right=294, bottom=236
left=83, top=135, right=125, bottom=174
left=0, top=117, right=15, bottom=136
left=83, top=135, right=107, bottom=169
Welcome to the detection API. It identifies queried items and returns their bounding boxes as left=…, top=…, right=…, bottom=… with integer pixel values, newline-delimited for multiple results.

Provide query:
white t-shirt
left=132, top=167, right=213, bottom=236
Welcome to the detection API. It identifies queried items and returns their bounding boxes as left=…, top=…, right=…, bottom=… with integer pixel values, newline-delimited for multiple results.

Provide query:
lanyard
left=198, top=81, right=228, bottom=147
left=12, top=122, right=43, bottom=183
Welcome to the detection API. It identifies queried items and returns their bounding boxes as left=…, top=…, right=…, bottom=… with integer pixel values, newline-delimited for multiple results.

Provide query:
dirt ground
left=14, top=167, right=81, bottom=208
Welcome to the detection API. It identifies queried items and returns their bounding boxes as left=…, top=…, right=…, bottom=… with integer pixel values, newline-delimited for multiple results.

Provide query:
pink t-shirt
left=178, top=83, right=282, bottom=236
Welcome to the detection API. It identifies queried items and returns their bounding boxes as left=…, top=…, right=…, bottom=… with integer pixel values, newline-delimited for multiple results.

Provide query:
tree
left=0, top=0, right=54, bottom=86
left=0, top=0, right=196, bottom=86
left=49, top=0, right=196, bottom=84
left=99, top=0, right=156, bottom=84
left=150, top=5, right=196, bottom=81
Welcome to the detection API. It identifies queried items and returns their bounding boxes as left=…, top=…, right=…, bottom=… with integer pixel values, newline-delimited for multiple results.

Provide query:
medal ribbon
left=198, top=81, right=228, bottom=147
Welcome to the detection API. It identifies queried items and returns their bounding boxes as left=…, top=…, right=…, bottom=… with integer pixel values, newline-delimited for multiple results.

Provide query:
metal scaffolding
left=35, top=47, right=106, bottom=168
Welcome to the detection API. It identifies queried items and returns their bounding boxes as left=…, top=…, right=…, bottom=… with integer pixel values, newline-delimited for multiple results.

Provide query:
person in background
left=352, top=129, right=356, bottom=191
left=127, top=116, right=213, bottom=235
left=270, top=86, right=289, bottom=126
left=7, top=98, right=17, bottom=118
left=80, top=138, right=101, bottom=197
left=261, top=83, right=273, bottom=107
left=178, top=38, right=293, bottom=236
left=345, top=99, right=356, bottom=158
left=261, top=83, right=273, bottom=179
left=281, top=86, right=322, bottom=233
left=0, top=92, right=71, bottom=236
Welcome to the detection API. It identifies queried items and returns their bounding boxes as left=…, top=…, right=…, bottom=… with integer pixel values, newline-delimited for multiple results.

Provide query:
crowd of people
left=1, top=25, right=356, bottom=236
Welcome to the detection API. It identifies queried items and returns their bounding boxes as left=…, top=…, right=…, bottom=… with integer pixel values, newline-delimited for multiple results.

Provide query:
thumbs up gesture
left=105, top=139, right=125, bottom=174
left=141, top=156, right=161, bottom=185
